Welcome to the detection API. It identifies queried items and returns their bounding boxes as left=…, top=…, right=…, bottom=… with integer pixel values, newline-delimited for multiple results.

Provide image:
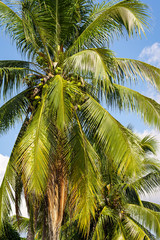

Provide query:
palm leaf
left=81, top=95, right=143, bottom=176
left=115, top=59, right=160, bottom=91
left=46, top=75, right=77, bottom=131
left=69, top=113, right=101, bottom=236
left=128, top=158, right=160, bottom=195
left=132, top=172, right=160, bottom=195
left=12, top=215, right=29, bottom=234
left=15, top=91, right=56, bottom=195
left=123, top=215, right=150, bottom=240
left=92, top=206, right=114, bottom=240
left=0, top=1, right=24, bottom=49
left=0, top=60, right=41, bottom=98
left=64, top=48, right=114, bottom=91
left=0, top=88, right=30, bottom=134
left=112, top=221, right=127, bottom=240
left=142, top=201, right=160, bottom=213
left=127, top=204, right=160, bottom=238
left=21, top=0, right=55, bottom=62
left=0, top=160, right=16, bottom=228
left=107, top=84, right=160, bottom=130
left=69, top=0, right=149, bottom=52
left=140, top=135, right=158, bottom=155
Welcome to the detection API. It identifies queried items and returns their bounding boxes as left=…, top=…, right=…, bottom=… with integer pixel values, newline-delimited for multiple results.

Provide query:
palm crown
left=61, top=135, right=160, bottom=240
left=1, top=0, right=160, bottom=239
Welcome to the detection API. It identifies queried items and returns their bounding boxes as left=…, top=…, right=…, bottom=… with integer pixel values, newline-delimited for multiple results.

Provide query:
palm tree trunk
left=42, top=197, right=48, bottom=240
left=47, top=165, right=67, bottom=240
left=27, top=224, right=34, bottom=240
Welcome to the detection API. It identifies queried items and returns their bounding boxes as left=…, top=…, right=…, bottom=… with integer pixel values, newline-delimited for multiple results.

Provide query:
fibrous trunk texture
left=47, top=159, right=67, bottom=240
left=27, top=224, right=34, bottom=240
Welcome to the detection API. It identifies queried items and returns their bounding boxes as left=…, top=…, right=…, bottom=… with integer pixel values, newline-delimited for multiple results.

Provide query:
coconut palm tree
left=9, top=135, right=160, bottom=240
left=60, top=135, right=160, bottom=240
left=91, top=135, right=160, bottom=240
left=1, top=0, right=160, bottom=239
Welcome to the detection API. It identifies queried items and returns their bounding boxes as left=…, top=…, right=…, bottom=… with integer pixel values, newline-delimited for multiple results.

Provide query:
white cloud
left=137, top=129, right=160, bottom=143
left=138, top=43, right=160, bottom=104
left=0, top=154, right=9, bottom=185
left=139, top=42, right=160, bottom=67
left=141, top=188, right=160, bottom=204
left=19, top=197, right=28, bottom=218
left=141, top=86, right=160, bottom=104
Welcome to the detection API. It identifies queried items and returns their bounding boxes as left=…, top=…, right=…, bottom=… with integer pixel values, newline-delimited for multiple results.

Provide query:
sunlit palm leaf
left=81, top=95, right=143, bottom=176
left=127, top=204, right=160, bottom=238
left=15, top=92, right=56, bottom=195
left=69, top=114, right=101, bottom=236
left=127, top=157, right=160, bottom=195
left=107, top=84, right=160, bottom=130
left=64, top=48, right=114, bottom=91
left=140, top=135, right=158, bottom=155
left=131, top=171, right=160, bottom=195
left=69, top=0, right=148, bottom=52
left=112, top=221, right=127, bottom=240
left=115, top=59, right=160, bottom=90
left=123, top=215, right=150, bottom=240
left=46, top=75, right=77, bottom=131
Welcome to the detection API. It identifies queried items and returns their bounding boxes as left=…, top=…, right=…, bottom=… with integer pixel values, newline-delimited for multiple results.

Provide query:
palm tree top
left=0, top=0, right=160, bottom=239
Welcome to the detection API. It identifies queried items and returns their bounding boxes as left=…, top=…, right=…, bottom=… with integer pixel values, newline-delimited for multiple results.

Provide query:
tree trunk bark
left=27, top=224, right=34, bottom=240
left=47, top=164, right=67, bottom=240
left=42, top=197, right=49, bottom=240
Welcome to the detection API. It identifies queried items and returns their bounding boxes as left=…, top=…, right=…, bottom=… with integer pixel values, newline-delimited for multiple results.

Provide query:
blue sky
left=0, top=0, right=160, bottom=204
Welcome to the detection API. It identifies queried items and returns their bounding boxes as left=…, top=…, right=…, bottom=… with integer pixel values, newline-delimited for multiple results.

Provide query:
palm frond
left=140, top=135, right=158, bottom=155
left=132, top=172, right=160, bottom=195
left=69, top=113, right=101, bottom=236
left=107, top=84, right=160, bottom=130
left=0, top=160, right=16, bottom=227
left=69, top=0, right=149, bottom=52
left=15, top=173, right=23, bottom=224
left=0, top=1, right=55, bottom=60
left=112, top=221, right=127, bottom=240
left=125, top=186, right=143, bottom=206
left=81, top=95, right=143, bottom=176
left=123, top=215, right=150, bottom=240
left=142, top=158, right=160, bottom=172
left=12, top=215, right=29, bottom=233
left=21, top=0, right=55, bottom=62
left=128, top=158, right=160, bottom=195
left=92, top=206, right=114, bottom=240
left=115, top=59, right=160, bottom=91
left=64, top=48, right=114, bottom=91
left=0, top=60, right=42, bottom=98
left=0, top=1, right=24, bottom=49
left=46, top=75, right=77, bottom=131
left=0, top=1, right=22, bottom=32
left=15, top=91, right=56, bottom=195
left=142, top=201, right=160, bottom=213
left=0, top=88, right=30, bottom=135
left=51, top=0, right=92, bottom=49
left=127, top=204, right=160, bottom=238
